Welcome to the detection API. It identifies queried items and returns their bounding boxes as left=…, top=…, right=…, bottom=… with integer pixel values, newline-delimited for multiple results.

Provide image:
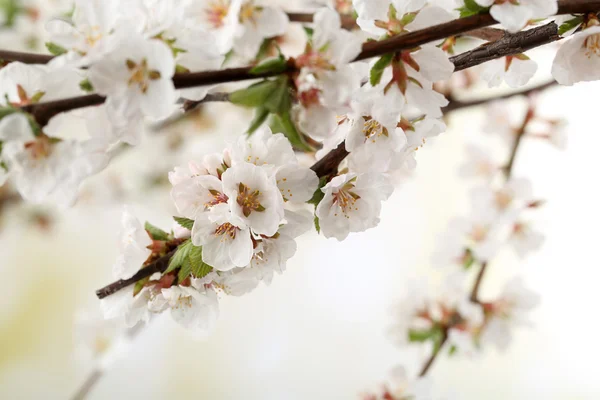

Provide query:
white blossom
left=161, top=285, right=219, bottom=333
left=480, top=277, right=540, bottom=351
left=316, top=172, right=393, bottom=240
left=552, top=25, right=600, bottom=85
left=474, top=0, right=557, bottom=33
left=481, top=54, right=538, bottom=88
left=88, top=28, right=176, bottom=119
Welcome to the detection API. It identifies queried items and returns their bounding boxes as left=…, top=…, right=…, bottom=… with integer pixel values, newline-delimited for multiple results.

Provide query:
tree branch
left=418, top=329, right=448, bottom=377
left=18, top=0, right=600, bottom=127
left=450, top=21, right=561, bottom=72
left=443, top=80, right=557, bottom=113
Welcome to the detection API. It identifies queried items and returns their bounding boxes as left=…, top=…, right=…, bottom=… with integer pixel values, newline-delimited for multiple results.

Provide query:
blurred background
left=1, top=1, right=600, bottom=399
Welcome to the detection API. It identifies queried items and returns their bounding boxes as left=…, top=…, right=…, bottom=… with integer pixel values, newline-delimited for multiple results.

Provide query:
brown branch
left=286, top=11, right=357, bottom=30
left=443, top=80, right=557, bottom=113
left=0, top=49, right=53, bottom=64
left=451, top=21, right=561, bottom=72
left=96, top=249, right=175, bottom=299
left=18, top=0, right=600, bottom=127
left=470, top=103, right=535, bottom=304
left=418, top=329, right=448, bottom=377
left=70, top=369, right=102, bottom=400
left=470, top=262, right=489, bottom=302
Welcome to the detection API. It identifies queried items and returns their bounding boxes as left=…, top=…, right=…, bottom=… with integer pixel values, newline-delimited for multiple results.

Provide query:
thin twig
left=69, top=323, right=145, bottom=400
left=470, top=262, right=489, bottom=302
left=418, top=329, right=448, bottom=377
left=443, top=80, right=557, bottom=113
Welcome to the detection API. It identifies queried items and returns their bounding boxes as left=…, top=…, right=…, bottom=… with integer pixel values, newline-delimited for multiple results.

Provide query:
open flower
left=0, top=113, right=109, bottom=206
left=474, top=0, right=557, bottom=33
left=552, top=24, right=600, bottom=85
left=481, top=54, right=538, bottom=88
left=161, top=285, right=219, bottom=333
left=88, top=28, right=176, bottom=119
left=221, top=162, right=285, bottom=236
left=316, top=172, right=393, bottom=240
left=191, top=204, right=254, bottom=271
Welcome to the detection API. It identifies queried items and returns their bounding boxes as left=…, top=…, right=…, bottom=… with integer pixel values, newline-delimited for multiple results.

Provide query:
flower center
left=84, top=25, right=103, bottom=48
left=332, top=181, right=361, bottom=217
left=206, top=0, right=230, bottom=28
left=362, top=118, right=389, bottom=143
left=205, top=189, right=229, bottom=208
left=239, top=1, right=258, bottom=24
left=126, top=58, right=161, bottom=94
left=495, top=190, right=513, bottom=210
left=174, top=295, right=193, bottom=309
left=236, top=182, right=265, bottom=217
left=584, top=33, right=600, bottom=58
left=215, top=222, right=238, bottom=240
left=470, top=224, right=488, bottom=243
left=24, top=135, right=52, bottom=160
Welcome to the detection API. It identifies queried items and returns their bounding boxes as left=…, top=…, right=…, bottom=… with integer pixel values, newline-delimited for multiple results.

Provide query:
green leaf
left=229, top=79, right=279, bottom=108
left=462, top=248, right=475, bottom=270
left=188, top=245, right=213, bottom=279
left=270, top=112, right=312, bottom=152
left=370, top=53, right=394, bottom=86
left=173, top=216, right=194, bottom=230
left=177, top=256, right=192, bottom=282
left=250, top=55, right=288, bottom=75
left=79, top=79, right=94, bottom=93
left=45, top=42, right=67, bottom=56
left=558, top=16, right=583, bottom=36
left=457, top=0, right=489, bottom=17
left=144, top=221, right=169, bottom=241
left=0, top=0, right=22, bottom=28
left=264, top=76, right=291, bottom=115
left=448, top=345, right=458, bottom=357
left=246, top=106, right=270, bottom=135
left=303, top=26, right=314, bottom=39
left=308, top=176, right=327, bottom=206
left=314, top=214, right=320, bottom=234
left=408, top=329, right=437, bottom=343
left=133, top=277, right=150, bottom=297
left=165, top=239, right=193, bottom=274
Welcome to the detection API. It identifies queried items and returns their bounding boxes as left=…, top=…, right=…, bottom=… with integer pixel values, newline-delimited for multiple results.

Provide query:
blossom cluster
left=0, top=0, right=596, bottom=341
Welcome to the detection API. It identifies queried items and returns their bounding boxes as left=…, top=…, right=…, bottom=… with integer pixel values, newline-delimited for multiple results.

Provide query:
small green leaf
left=308, top=177, right=327, bottom=206
left=408, top=329, right=436, bottom=343
left=229, top=79, right=279, bottom=108
left=173, top=216, right=194, bottom=230
left=270, top=112, right=312, bottom=152
left=370, top=53, right=394, bottom=86
left=188, top=245, right=213, bottom=279
left=133, top=277, right=150, bottom=297
left=457, top=0, right=489, bottom=17
left=314, top=214, right=320, bottom=234
left=246, top=106, right=270, bottom=135
left=463, top=248, right=475, bottom=270
left=144, top=221, right=169, bottom=241
left=558, top=16, right=584, bottom=36
left=448, top=345, right=458, bottom=357
left=177, top=256, right=192, bottom=282
left=79, top=79, right=94, bottom=93
left=45, top=41, right=67, bottom=56
left=264, top=76, right=292, bottom=115
left=250, top=55, right=288, bottom=75
left=165, top=239, right=193, bottom=274
left=303, top=26, right=314, bottom=39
